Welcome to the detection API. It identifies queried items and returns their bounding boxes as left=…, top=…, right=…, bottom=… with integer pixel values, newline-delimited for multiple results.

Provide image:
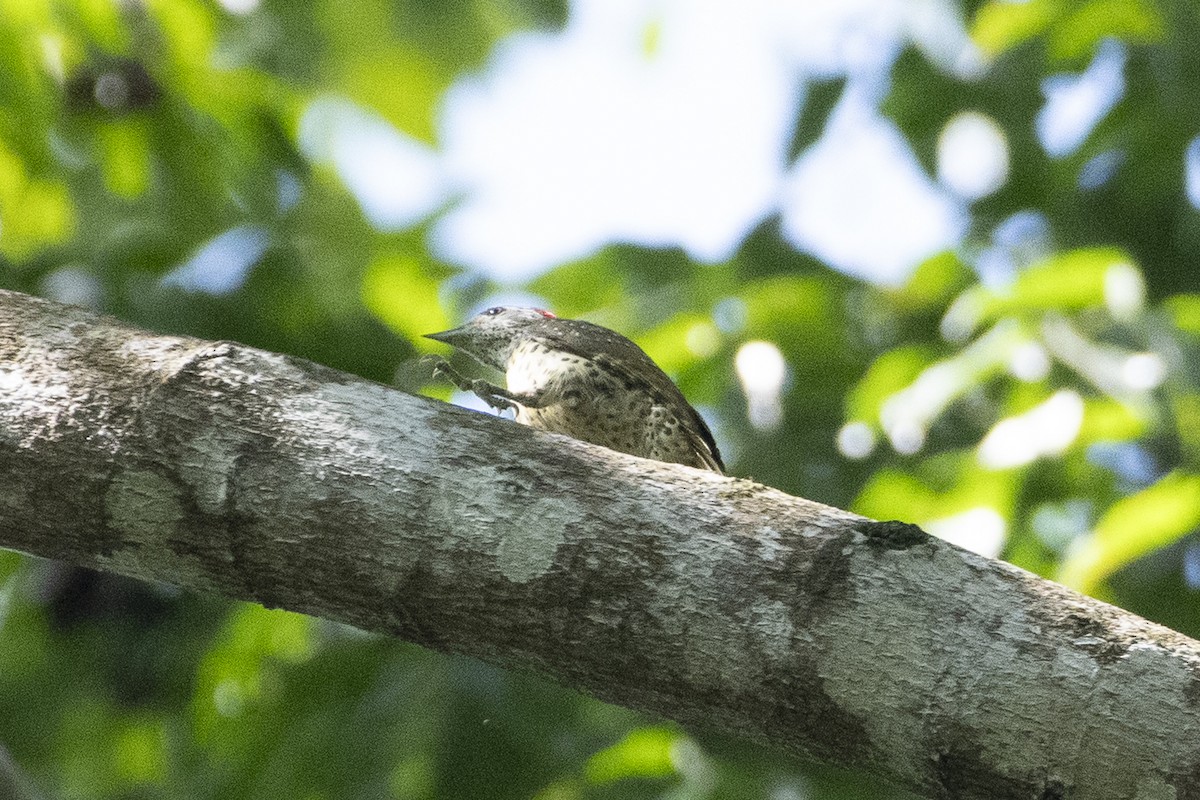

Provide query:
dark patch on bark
left=800, top=528, right=854, bottom=610
left=544, top=519, right=668, bottom=692
left=128, top=352, right=285, bottom=600
left=385, top=561, right=452, bottom=650
left=751, top=657, right=875, bottom=765
left=1168, top=757, right=1200, bottom=799
left=28, top=453, right=121, bottom=559
left=154, top=455, right=260, bottom=601
left=1039, top=778, right=1068, bottom=799
left=1023, top=605, right=1130, bottom=666
left=930, top=732, right=1041, bottom=800
left=858, top=520, right=929, bottom=550
left=1184, top=674, right=1200, bottom=709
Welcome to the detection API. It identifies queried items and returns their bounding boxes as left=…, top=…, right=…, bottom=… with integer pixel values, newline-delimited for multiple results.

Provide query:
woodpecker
left=424, top=307, right=724, bottom=473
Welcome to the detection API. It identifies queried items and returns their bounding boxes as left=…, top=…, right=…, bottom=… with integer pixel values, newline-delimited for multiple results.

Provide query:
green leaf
left=99, top=120, right=151, bottom=199
left=74, top=0, right=131, bottom=52
left=585, top=727, right=680, bottom=784
left=971, top=0, right=1064, bottom=57
left=853, top=470, right=938, bottom=522
left=1078, top=397, right=1147, bottom=443
left=340, top=50, right=443, bottom=143
left=890, top=251, right=973, bottom=312
left=845, top=345, right=935, bottom=422
left=853, top=458, right=1018, bottom=524
left=1165, top=294, right=1200, bottom=335
left=993, top=247, right=1139, bottom=318
left=1050, top=0, right=1164, bottom=61
left=0, top=173, right=76, bottom=259
left=528, top=251, right=625, bottom=317
left=1171, top=394, right=1200, bottom=467
left=637, top=311, right=721, bottom=376
left=114, top=718, right=167, bottom=784
left=192, top=605, right=313, bottom=744
left=1058, top=472, right=1200, bottom=593
left=740, top=274, right=845, bottom=360
left=362, top=254, right=449, bottom=345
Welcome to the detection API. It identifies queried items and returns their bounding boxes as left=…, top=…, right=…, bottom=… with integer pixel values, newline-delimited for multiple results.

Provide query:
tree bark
left=2, top=287, right=1199, bottom=800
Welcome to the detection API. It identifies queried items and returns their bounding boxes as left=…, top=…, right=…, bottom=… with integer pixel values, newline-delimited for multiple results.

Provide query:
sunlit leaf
left=742, top=275, right=838, bottom=332
left=889, top=251, right=973, bottom=312
left=99, top=120, right=150, bottom=198
left=0, top=0, right=54, bottom=29
left=989, top=247, right=1137, bottom=318
left=740, top=275, right=846, bottom=367
left=528, top=252, right=625, bottom=318
left=1077, top=397, right=1148, bottom=443
left=532, top=780, right=583, bottom=800
left=638, top=311, right=721, bottom=376
left=362, top=254, right=449, bottom=345
left=875, top=322, right=1025, bottom=451
left=192, top=605, right=313, bottom=743
left=114, top=718, right=167, bottom=784
left=0, top=139, right=25, bottom=210
left=341, top=53, right=443, bottom=143
left=971, top=0, right=1064, bottom=56
left=852, top=470, right=937, bottom=522
left=1050, top=0, right=1164, bottom=61
left=389, top=753, right=436, bottom=798
left=853, top=458, right=1018, bottom=525
left=845, top=345, right=935, bottom=422
left=145, top=0, right=214, bottom=68
left=1059, top=472, right=1200, bottom=593
left=143, top=0, right=218, bottom=109
left=74, top=0, right=130, bottom=52
left=585, top=727, right=680, bottom=784
left=1171, top=394, right=1200, bottom=466
left=0, top=175, right=75, bottom=258
left=1165, top=295, right=1200, bottom=336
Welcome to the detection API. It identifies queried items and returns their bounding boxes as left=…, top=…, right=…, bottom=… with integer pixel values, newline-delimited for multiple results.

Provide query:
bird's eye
left=483, top=307, right=502, bottom=317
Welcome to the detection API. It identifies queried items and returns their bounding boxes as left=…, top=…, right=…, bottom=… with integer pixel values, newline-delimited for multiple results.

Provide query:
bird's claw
left=471, top=380, right=516, bottom=411
left=420, top=354, right=451, bottom=373
left=424, top=355, right=515, bottom=411
left=422, top=354, right=469, bottom=389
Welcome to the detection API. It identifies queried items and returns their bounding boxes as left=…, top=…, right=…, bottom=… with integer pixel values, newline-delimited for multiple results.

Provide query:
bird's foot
left=422, top=355, right=515, bottom=412
left=422, top=355, right=468, bottom=388
left=469, top=380, right=516, bottom=411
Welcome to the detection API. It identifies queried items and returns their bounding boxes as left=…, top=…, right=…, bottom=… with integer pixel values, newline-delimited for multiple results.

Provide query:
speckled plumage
left=426, top=307, right=724, bottom=473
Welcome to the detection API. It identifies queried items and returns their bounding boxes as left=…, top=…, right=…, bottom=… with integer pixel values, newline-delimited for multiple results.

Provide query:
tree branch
left=2, top=288, right=1200, bottom=799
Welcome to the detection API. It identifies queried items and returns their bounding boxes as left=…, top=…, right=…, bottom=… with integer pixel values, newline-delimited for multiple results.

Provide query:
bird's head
left=425, top=306, right=557, bottom=369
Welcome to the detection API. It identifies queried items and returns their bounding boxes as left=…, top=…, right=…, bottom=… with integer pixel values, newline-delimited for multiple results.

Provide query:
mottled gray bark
left=2, top=287, right=1200, bottom=800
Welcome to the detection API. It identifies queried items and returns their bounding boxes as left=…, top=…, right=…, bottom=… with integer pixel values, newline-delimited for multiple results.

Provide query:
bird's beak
left=424, top=326, right=467, bottom=347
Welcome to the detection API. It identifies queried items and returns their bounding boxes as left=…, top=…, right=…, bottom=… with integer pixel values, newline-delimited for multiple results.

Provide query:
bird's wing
left=542, top=319, right=725, bottom=474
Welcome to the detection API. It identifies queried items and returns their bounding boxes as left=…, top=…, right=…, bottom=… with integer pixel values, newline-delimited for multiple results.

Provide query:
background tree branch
left=3, top=287, right=1200, bottom=800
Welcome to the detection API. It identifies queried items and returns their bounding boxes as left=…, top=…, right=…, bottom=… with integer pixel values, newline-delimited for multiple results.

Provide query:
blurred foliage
left=3, top=0, right=1200, bottom=798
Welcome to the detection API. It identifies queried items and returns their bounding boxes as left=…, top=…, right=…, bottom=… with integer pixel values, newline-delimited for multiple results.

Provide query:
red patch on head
left=536, top=309, right=557, bottom=319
